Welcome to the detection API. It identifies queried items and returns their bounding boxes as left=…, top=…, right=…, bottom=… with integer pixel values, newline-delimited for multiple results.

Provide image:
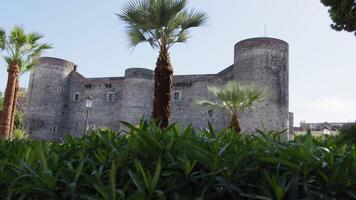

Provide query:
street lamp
left=84, top=96, right=93, bottom=135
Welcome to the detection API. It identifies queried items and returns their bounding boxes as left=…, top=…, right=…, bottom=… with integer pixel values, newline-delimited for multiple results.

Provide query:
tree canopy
left=118, top=0, right=208, bottom=50
left=197, top=81, right=264, bottom=116
left=0, top=26, right=52, bottom=73
left=321, top=0, right=356, bottom=35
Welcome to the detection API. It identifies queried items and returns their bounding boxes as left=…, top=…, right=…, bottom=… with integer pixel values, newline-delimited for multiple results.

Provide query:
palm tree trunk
left=9, top=79, right=20, bottom=135
left=153, top=46, right=173, bottom=128
left=0, top=64, right=19, bottom=139
left=229, top=113, right=241, bottom=133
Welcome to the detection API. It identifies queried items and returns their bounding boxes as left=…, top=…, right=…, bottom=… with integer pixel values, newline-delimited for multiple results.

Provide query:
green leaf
left=151, top=159, right=161, bottom=191
left=110, top=161, right=117, bottom=200
left=128, top=169, right=145, bottom=194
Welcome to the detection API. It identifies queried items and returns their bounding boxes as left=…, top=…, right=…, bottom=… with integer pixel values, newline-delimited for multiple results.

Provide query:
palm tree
left=0, top=29, right=4, bottom=115
left=197, top=81, right=263, bottom=133
left=118, top=0, right=208, bottom=128
left=0, top=26, right=51, bottom=139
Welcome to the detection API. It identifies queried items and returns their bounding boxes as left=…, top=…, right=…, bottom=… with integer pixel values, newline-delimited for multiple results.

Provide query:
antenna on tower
left=264, top=24, right=267, bottom=37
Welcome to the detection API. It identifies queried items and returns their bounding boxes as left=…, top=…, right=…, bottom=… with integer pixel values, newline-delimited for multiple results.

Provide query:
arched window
left=74, top=93, right=80, bottom=101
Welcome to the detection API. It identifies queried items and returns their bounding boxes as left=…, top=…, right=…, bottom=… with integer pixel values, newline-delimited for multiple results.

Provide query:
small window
left=52, top=126, right=57, bottom=133
left=105, top=84, right=112, bottom=88
left=74, top=93, right=80, bottom=101
left=57, top=87, right=62, bottom=93
left=108, top=92, right=116, bottom=102
left=85, top=84, right=92, bottom=89
left=173, top=91, right=182, bottom=102
left=208, top=109, right=214, bottom=117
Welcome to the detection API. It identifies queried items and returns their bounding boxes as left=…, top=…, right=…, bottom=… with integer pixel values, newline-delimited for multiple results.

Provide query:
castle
left=24, top=37, right=292, bottom=141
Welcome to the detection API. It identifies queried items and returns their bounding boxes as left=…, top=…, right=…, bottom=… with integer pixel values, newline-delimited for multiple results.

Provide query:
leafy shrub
left=0, top=121, right=355, bottom=199
left=14, top=111, right=24, bottom=130
left=11, top=129, right=28, bottom=140
left=337, top=124, right=356, bottom=144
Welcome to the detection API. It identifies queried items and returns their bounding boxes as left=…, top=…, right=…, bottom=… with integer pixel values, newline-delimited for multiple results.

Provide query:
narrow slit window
left=74, top=93, right=80, bottom=101
left=52, top=126, right=57, bottom=133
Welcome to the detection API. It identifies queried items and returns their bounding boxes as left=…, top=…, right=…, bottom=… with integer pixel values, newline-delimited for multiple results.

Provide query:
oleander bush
left=337, top=124, right=356, bottom=144
left=0, top=121, right=355, bottom=199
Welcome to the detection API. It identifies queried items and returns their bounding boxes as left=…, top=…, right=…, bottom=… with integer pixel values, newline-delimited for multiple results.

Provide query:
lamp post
left=84, top=96, right=93, bottom=135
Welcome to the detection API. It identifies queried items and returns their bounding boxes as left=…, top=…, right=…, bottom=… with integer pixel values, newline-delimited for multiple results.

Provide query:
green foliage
left=118, top=0, right=208, bottom=49
left=197, top=81, right=263, bottom=116
left=321, top=0, right=356, bottom=35
left=0, top=26, right=52, bottom=73
left=337, top=124, right=356, bottom=144
left=11, top=129, right=28, bottom=140
left=0, top=121, right=355, bottom=199
left=14, top=111, right=24, bottom=130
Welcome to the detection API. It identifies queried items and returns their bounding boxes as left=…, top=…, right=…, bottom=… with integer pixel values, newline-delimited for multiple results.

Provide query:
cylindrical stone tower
left=120, top=68, right=154, bottom=125
left=25, top=57, right=75, bottom=140
left=233, top=37, right=289, bottom=134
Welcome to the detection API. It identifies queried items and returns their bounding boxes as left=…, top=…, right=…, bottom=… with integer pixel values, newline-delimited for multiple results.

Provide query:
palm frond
left=195, top=99, right=228, bottom=112
left=118, top=0, right=208, bottom=49
left=119, top=0, right=151, bottom=28
left=168, top=0, right=187, bottom=19
left=9, top=26, right=27, bottom=51
left=181, top=9, right=208, bottom=30
left=200, top=81, right=264, bottom=115
left=2, top=26, right=51, bottom=72
left=3, top=55, right=13, bottom=67
left=27, top=32, right=43, bottom=45
left=156, top=0, right=187, bottom=27
left=175, top=29, right=189, bottom=43
left=20, top=43, right=52, bottom=73
left=127, top=27, right=157, bottom=48
left=0, top=28, right=5, bottom=50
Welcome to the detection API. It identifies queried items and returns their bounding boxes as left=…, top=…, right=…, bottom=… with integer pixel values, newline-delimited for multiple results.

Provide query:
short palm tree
left=118, top=0, right=208, bottom=128
left=0, top=26, right=51, bottom=139
left=197, top=81, right=263, bottom=133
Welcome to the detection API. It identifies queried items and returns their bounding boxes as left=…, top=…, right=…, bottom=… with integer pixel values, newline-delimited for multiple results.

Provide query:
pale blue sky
left=1, top=0, right=355, bottom=125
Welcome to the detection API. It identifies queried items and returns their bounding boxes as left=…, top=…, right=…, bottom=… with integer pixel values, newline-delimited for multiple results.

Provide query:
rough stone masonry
left=24, top=37, right=293, bottom=141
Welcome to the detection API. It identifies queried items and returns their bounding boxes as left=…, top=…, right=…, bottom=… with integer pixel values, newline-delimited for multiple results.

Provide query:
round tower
left=233, top=37, right=289, bottom=134
left=120, top=68, right=154, bottom=125
left=25, top=57, right=75, bottom=140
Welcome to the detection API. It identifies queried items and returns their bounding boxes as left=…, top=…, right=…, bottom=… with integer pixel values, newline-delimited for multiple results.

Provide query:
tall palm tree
left=0, top=28, right=4, bottom=116
left=0, top=26, right=51, bottom=139
left=118, top=0, right=208, bottom=128
left=197, top=81, right=263, bottom=133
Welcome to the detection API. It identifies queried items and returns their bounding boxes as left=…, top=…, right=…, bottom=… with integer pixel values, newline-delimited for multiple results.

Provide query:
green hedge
left=0, top=121, right=355, bottom=199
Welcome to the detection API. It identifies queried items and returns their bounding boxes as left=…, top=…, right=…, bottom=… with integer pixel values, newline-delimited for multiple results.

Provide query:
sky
left=0, top=0, right=355, bottom=125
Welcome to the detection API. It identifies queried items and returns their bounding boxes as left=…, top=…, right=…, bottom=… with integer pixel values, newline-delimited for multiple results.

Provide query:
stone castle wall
left=233, top=38, right=289, bottom=134
left=25, top=37, right=291, bottom=141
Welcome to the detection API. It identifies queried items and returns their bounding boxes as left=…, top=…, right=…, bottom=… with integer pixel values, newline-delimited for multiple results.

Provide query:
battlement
left=124, top=68, right=153, bottom=79
left=39, top=57, right=76, bottom=69
left=235, top=37, right=288, bottom=51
